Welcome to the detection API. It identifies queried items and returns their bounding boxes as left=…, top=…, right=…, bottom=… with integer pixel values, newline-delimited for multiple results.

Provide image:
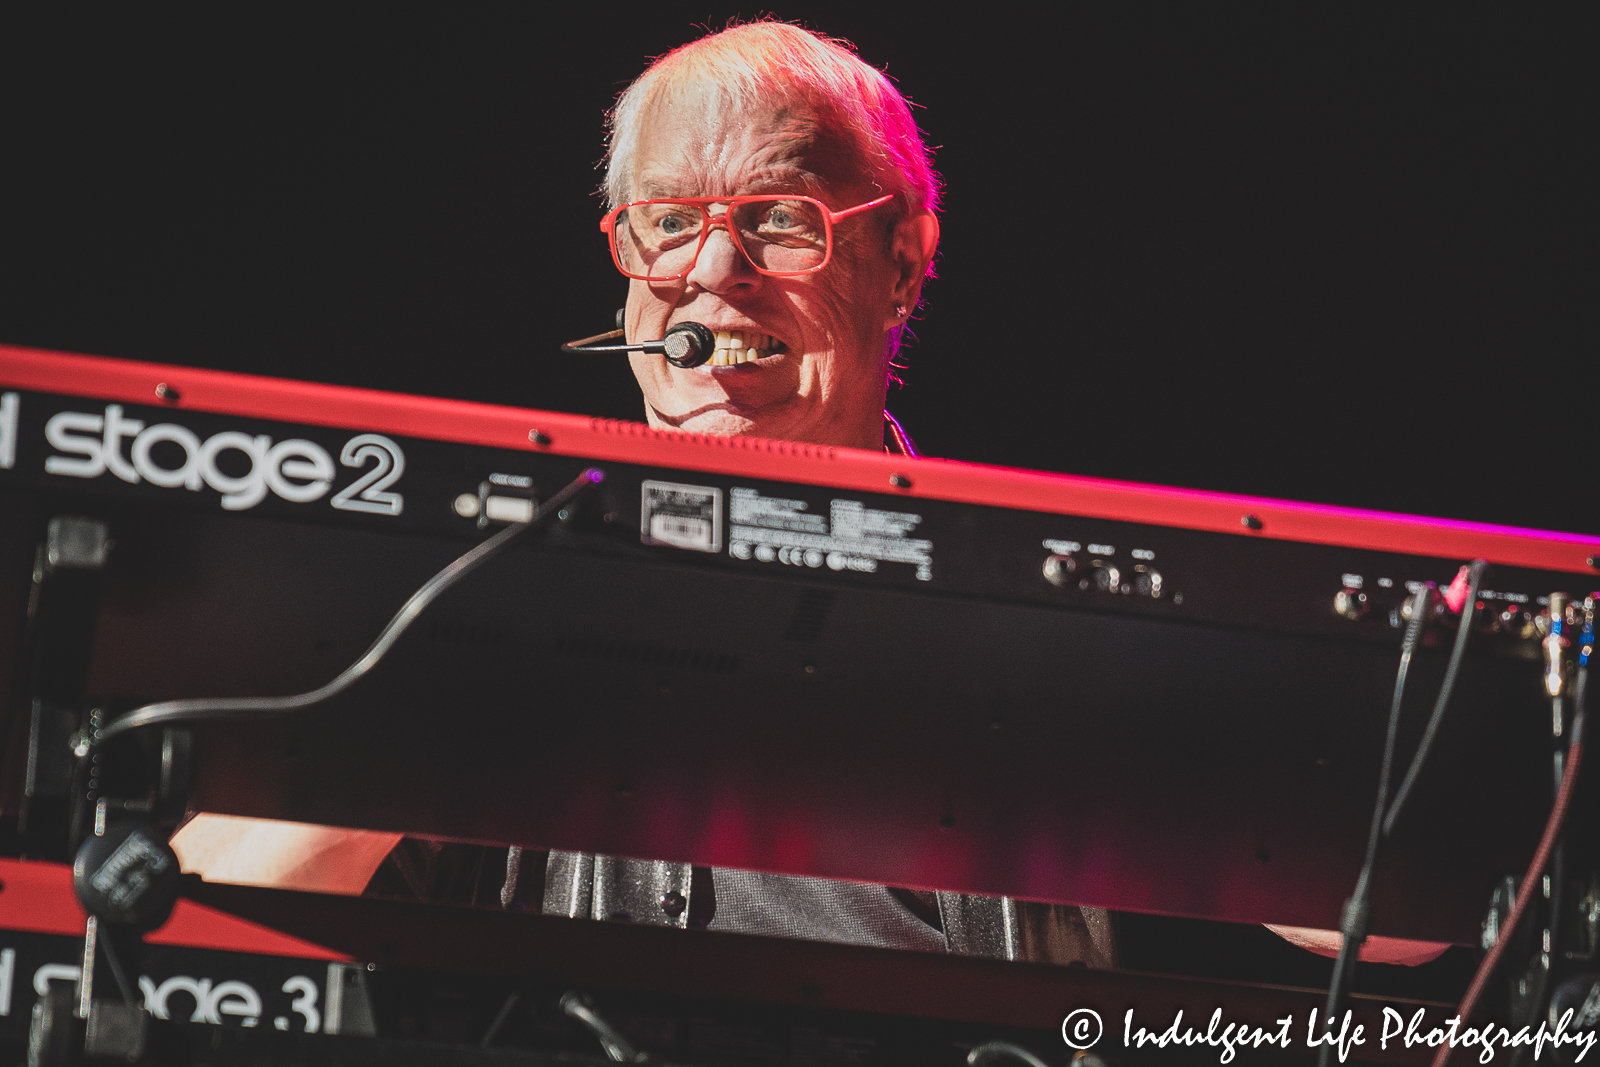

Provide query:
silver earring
left=895, top=305, right=907, bottom=318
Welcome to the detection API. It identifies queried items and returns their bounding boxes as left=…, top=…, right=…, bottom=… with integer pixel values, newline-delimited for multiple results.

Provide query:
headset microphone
left=560, top=315, right=715, bottom=369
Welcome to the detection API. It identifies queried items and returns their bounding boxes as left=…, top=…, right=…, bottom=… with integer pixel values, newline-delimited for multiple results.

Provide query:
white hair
left=604, top=21, right=940, bottom=218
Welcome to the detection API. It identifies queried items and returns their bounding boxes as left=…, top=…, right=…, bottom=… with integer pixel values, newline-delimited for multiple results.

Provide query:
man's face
left=623, top=94, right=917, bottom=449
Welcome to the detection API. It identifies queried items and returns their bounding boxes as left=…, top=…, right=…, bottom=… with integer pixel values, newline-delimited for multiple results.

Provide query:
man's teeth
left=708, top=330, right=778, bottom=366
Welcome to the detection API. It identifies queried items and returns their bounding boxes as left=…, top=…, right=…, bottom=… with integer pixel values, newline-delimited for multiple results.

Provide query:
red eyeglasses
left=601, top=192, right=896, bottom=282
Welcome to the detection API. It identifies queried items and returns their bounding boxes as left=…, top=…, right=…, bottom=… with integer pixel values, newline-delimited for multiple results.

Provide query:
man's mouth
left=707, top=330, right=785, bottom=366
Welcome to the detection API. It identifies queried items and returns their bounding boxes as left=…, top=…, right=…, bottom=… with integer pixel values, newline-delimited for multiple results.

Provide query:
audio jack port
left=1043, top=554, right=1078, bottom=586
left=1093, top=563, right=1121, bottom=593
left=1334, top=588, right=1369, bottom=620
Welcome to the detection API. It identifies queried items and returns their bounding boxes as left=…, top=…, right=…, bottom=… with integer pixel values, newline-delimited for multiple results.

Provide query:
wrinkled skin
left=624, top=93, right=939, bottom=449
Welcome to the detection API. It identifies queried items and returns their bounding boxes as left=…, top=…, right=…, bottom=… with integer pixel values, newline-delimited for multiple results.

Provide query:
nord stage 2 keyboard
left=1, top=345, right=1597, bottom=944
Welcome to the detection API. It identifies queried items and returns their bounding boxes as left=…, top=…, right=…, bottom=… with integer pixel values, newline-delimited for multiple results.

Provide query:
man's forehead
left=636, top=169, right=818, bottom=199
left=632, top=98, right=858, bottom=200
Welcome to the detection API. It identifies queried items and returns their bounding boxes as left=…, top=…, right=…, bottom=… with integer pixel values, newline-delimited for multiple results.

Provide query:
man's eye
left=764, top=209, right=794, bottom=230
left=658, top=214, right=689, bottom=235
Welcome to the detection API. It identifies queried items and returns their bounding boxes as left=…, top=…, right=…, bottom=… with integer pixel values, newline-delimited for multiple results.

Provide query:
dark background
left=1, top=7, right=1593, bottom=535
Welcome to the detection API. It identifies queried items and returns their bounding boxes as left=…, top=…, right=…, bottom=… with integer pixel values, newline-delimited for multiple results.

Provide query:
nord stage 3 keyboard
left=2, top=345, right=1597, bottom=945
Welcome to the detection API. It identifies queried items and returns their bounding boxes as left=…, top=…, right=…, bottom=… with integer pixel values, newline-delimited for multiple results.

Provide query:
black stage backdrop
left=0, top=7, right=1593, bottom=535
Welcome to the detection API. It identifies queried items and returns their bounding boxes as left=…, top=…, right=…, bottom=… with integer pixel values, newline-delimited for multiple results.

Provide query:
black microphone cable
left=1315, top=581, right=1432, bottom=1067
left=1316, top=563, right=1488, bottom=1067
left=1382, top=559, right=1489, bottom=839
left=97, top=467, right=604, bottom=743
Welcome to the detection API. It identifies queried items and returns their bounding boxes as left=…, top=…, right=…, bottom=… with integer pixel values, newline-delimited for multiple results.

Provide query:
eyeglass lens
left=613, top=198, right=829, bottom=280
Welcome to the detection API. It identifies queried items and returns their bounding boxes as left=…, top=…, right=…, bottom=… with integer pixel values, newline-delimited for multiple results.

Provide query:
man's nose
left=685, top=225, right=759, bottom=293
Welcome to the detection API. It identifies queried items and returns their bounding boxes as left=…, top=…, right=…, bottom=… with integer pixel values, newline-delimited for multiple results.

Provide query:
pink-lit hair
left=605, top=21, right=940, bottom=221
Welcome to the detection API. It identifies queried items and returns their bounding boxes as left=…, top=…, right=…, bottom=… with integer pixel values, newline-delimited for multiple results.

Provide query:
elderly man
left=504, top=20, right=1114, bottom=967
left=604, top=21, right=939, bottom=454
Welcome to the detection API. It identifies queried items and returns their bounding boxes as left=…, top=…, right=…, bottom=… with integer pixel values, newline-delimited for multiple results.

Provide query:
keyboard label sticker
left=728, top=487, right=933, bottom=581
left=641, top=480, right=723, bottom=553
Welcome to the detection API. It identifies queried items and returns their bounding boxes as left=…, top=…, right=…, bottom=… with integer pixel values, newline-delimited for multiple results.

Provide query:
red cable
left=1434, top=737, right=1584, bottom=1067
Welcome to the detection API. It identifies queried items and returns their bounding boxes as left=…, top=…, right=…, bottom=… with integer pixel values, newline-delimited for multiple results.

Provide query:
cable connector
left=1339, top=895, right=1372, bottom=943
left=1442, top=566, right=1473, bottom=614
left=1545, top=593, right=1570, bottom=699
left=1400, top=581, right=1443, bottom=624
left=1399, top=566, right=1474, bottom=628
left=1578, top=594, right=1594, bottom=668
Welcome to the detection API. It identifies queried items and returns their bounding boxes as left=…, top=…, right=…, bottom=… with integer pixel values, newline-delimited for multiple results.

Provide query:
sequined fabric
left=539, top=849, right=1115, bottom=967
left=707, top=867, right=948, bottom=952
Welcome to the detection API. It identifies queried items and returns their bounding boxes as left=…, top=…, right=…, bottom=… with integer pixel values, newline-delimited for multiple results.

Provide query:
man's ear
left=888, top=210, right=941, bottom=316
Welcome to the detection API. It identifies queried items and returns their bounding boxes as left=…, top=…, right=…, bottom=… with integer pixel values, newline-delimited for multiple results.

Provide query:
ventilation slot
left=554, top=636, right=739, bottom=675
left=784, top=590, right=836, bottom=643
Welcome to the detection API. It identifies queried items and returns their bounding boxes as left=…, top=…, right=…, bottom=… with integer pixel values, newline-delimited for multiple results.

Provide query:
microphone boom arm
left=559, top=322, right=715, bottom=368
